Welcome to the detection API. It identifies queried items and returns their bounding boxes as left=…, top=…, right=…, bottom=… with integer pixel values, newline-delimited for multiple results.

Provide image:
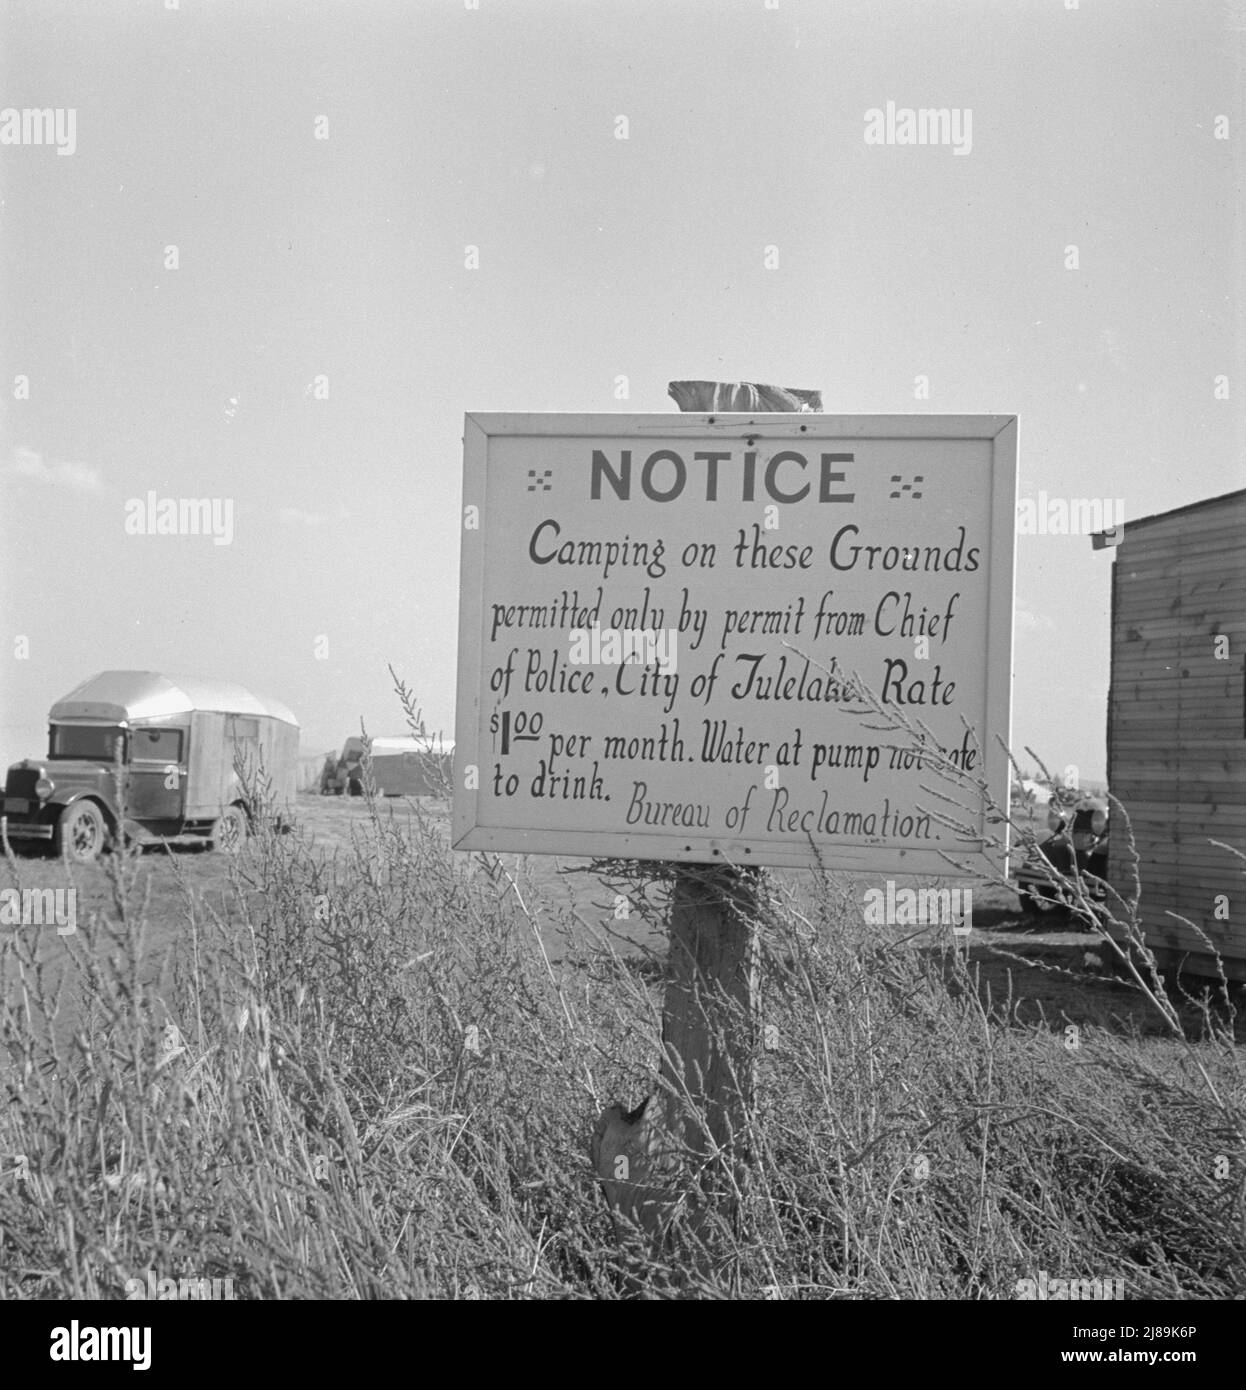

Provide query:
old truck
left=1, top=670, right=300, bottom=862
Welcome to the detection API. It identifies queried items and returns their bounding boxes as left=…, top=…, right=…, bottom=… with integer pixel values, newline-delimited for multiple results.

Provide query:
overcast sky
left=2, top=0, right=1241, bottom=782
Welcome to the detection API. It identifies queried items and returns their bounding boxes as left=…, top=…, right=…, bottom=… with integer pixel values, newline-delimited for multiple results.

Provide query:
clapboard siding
left=1114, top=619, right=1241, bottom=642
left=1114, top=808, right=1246, bottom=831
left=1113, top=725, right=1240, bottom=743
left=1116, top=582, right=1244, bottom=612
left=1115, top=536, right=1244, bottom=567
left=1114, top=763, right=1243, bottom=783
left=1116, top=856, right=1243, bottom=874
left=1103, top=490, right=1246, bottom=980
left=1113, top=787, right=1245, bottom=809
left=1114, top=515, right=1246, bottom=547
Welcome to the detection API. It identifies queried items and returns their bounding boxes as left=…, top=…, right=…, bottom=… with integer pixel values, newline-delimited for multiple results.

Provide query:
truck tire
left=55, top=801, right=108, bottom=863
left=211, top=805, right=248, bottom=854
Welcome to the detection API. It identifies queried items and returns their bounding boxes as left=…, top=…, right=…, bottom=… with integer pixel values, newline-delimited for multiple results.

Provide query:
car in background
left=1014, top=792, right=1110, bottom=921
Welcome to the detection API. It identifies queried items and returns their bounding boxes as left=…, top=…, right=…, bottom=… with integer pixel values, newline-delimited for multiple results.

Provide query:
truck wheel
left=55, top=801, right=108, bottom=863
left=211, top=805, right=248, bottom=854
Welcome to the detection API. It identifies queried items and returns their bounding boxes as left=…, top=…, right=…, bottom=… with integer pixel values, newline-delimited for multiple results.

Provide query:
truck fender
left=49, top=793, right=118, bottom=833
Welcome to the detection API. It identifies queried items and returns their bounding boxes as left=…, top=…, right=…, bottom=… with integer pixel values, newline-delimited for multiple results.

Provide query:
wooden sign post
left=592, top=382, right=822, bottom=1270
left=452, top=396, right=1018, bottom=1287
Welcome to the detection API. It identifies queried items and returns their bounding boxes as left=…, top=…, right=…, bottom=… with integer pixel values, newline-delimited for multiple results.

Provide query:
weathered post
left=592, top=380, right=823, bottom=1278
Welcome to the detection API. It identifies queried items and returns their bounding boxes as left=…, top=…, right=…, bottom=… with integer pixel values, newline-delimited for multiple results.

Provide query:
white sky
left=2, top=0, right=1242, bottom=782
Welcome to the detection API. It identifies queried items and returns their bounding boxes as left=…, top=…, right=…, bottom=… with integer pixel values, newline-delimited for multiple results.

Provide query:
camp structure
left=298, top=750, right=335, bottom=792
left=1093, top=488, right=1246, bottom=980
left=369, top=735, right=453, bottom=796
left=329, top=733, right=453, bottom=797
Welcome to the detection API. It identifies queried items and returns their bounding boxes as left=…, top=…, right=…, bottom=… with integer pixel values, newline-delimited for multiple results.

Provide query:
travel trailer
left=323, top=734, right=453, bottom=798
left=1, top=670, right=299, bottom=862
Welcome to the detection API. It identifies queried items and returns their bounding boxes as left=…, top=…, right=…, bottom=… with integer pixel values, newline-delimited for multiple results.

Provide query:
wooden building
left=1094, top=489, right=1246, bottom=981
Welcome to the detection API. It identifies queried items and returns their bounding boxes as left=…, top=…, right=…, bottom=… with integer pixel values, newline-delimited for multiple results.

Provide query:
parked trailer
left=297, top=750, right=335, bottom=792
left=322, top=734, right=453, bottom=797
left=368, top=736, right=453, bottom=797
left=1093, top=489, right=1246, bottom=981
left=1, top=670, right=300, bottom=862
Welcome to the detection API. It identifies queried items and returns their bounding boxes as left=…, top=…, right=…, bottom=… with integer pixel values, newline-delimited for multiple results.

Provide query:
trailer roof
left=50, top=671, right=299, bottom=727
left=341, top=734, right=454, bottom=755
left=1090, top=487, right=1246, bottom=543
left=369, top=736, right=454, bottom=753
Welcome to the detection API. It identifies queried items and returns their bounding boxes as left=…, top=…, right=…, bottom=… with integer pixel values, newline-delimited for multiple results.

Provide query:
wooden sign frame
left=454, top=412, right=1017, bottom=876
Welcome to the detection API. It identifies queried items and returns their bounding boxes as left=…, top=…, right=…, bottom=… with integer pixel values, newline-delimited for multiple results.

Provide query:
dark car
left=1014, top=793, right=1110, bottom=920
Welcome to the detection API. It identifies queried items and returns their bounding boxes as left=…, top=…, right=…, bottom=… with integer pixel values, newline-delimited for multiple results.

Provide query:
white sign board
left=454, top=413, right=1016, bottom=875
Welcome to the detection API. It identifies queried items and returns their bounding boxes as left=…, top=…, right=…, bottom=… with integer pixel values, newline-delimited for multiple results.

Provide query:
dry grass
left=0, top=710, right=1242, bottom=1300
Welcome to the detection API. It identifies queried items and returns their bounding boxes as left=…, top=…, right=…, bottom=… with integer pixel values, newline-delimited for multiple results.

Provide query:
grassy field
left=1, top=787, right=1242, bottom=1299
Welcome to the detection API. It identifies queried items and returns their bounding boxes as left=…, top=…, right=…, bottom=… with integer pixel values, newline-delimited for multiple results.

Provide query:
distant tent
left=297, top=751, right=335, bottom=792
left=334, top=734, right=454, bottom=797
left=1020, top=779, right=1053, bottom=805
left=367, top=736, right=454, bottom=797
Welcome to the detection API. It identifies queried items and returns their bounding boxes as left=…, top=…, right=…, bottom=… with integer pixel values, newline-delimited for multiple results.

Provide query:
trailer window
left=131, top=728, right=184, bottom=763
left=49, top=725, right=126, bottom=761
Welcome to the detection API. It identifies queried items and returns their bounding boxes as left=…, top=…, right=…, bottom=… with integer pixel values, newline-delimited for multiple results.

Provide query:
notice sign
left=454, top=413, right=1016, bottom=874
